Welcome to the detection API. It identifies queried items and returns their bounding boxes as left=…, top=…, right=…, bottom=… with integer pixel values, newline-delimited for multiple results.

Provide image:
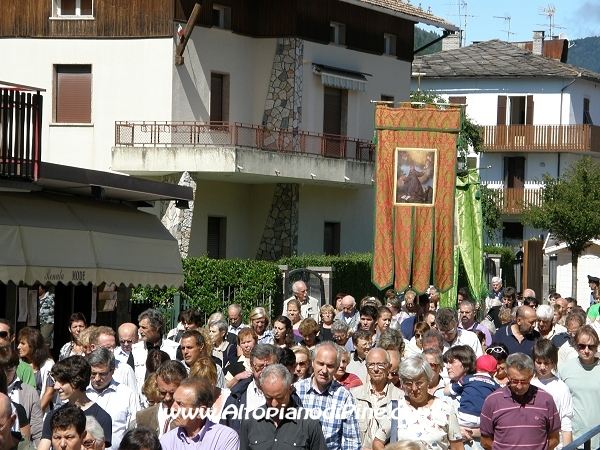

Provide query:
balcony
left=113, top=121, right=375, bottom=186
left=486, top=181, right=543, bottom=214
left=482, top=124, right=600, bottom=153
left=0, top=86, right=43, bottom=181
left=115, top=121, right=375, bottom=162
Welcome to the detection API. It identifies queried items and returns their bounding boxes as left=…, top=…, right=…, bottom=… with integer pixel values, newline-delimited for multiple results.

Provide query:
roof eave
left=339, top=0, right=459, bottom=31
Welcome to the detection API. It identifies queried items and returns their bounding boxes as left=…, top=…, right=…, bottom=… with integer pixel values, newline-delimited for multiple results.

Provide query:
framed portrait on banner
left=394, top=147, right=437, bottom=206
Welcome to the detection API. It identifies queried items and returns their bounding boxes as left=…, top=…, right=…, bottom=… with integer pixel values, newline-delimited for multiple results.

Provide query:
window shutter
left=56, top=66, right=91, bottom=123
left=526, top=95, right=534, bottom=124
left=323, top=87, right=342, bottom=135
left=449, top=96, right=466, bottom=104
left=497, top=96, right=507, bottom=125
left=210, top=74, right=224, bottom=122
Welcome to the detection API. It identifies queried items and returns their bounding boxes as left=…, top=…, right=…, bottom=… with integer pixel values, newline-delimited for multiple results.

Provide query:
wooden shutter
left=497, top=96, right=507, bottom=125
left=324, top=222, right=340, bottom=256
left=56, top=66, right=91, bottom=123
left=210, top=73, right=224, bottom=122
left=449, top=96, right=466, bottom=105
left=526, top=95, right=534, bottom=124
left=514, top=157, right=525, bottom=189
left=323, top=87, right=342, bottom=135
left=207, top=217, right=226, bottom=259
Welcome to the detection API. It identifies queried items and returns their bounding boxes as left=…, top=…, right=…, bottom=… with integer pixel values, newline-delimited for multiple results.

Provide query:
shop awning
left=0, top=192, right=184, bottom=288
left=312, top=64, right=369, bottom=92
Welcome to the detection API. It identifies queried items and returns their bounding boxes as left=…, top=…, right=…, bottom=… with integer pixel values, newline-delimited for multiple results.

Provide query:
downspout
left=558, top=73, right=581, bottom=177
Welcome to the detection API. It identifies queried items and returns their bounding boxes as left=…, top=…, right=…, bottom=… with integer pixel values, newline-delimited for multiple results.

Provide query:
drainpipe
left=558, top=73, right=581, bottom=177
left=559, top=73, right=581, bottom=126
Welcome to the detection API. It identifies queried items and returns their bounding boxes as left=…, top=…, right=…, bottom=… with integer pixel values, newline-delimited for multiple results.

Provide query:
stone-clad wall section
left=262, top=38, right=303, bottom=135
left=256, top=183, right=299, bottom=261
left=161, top=171, right=196, bottom=257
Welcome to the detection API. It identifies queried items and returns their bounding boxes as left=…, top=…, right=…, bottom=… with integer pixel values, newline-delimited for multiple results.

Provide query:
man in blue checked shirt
left=294, top=342, right=361, bottom=450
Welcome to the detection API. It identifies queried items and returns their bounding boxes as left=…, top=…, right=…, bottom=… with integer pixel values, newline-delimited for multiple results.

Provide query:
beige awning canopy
left=0, top=192, right=184, bottom=288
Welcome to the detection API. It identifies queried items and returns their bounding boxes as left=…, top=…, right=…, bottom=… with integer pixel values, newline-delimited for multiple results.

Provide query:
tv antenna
left=447, top=0, right=477, bottom=46
left=493, top=14, right=516, bottom=41
left=538, top=4, right=565, bottom=37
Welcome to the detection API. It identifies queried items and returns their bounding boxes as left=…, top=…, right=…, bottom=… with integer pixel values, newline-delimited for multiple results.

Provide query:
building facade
left=0, top=0, right=456, bottom=260
left=411, top=34, right=600, bottom=300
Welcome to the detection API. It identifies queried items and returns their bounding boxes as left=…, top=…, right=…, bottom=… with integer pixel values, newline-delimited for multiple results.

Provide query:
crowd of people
left=1, top=277, right=599, bottom=450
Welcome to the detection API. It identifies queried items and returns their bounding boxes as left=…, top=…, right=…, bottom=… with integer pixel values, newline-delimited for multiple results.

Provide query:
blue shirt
left=449, top=373, right=500, bottom=416
left=294, top=376, right=361, bottom=450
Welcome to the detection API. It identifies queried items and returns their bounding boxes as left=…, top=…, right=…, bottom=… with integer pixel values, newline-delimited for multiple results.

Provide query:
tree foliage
left=522, top=157, right=600, bottom=295
left=414, top=26, right=442, bottom=56
left=480, top=185, right=502, bottom=242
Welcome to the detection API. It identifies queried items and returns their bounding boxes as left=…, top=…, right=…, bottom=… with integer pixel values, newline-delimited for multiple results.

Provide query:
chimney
left=533, top=30, right=545, bottom=55
left=442, top=31, right=462, bottom=51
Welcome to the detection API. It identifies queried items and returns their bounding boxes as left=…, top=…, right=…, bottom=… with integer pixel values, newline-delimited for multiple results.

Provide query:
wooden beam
left=175, top=1, right=204, bottom=66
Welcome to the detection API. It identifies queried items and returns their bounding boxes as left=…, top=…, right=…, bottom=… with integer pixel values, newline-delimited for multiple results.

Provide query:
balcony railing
left=0, top=87, right=42, bottom=181
left=115, top=121, right=375, bottom=162
left=486, top=182, right=543, bottom=214
left=482, top=124, right=600, bottom=152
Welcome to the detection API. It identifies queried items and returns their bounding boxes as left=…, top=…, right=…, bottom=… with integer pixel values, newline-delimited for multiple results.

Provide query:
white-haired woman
left=84, top=416, right=105, bottom=450
left=373, top=355, right=464, bottom=450
left=536, top=304, right=567, bottom=340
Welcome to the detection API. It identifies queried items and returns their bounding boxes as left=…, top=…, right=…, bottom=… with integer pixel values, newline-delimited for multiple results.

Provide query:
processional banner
left=372, top=104, right=462, bottom=294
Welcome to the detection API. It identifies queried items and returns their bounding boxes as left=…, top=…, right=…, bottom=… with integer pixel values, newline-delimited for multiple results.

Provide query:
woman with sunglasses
left=558, top=325, right=600, bottom=449
left=485, top=344, right=509, bottom=386
left=405, top=322, right=430, bottom=357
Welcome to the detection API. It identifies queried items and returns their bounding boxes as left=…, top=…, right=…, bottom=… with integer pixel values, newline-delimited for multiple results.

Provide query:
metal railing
left=115, top=121, right=375, bottom=162
left=563, top=424, right=600, bottom=450
left=0, top=88, right=42, bottom=180
left=482, top=124, right=600, bottom=152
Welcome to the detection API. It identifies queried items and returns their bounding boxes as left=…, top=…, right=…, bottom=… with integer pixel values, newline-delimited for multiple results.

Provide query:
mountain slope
left=567, top=36, right=600, bottom=73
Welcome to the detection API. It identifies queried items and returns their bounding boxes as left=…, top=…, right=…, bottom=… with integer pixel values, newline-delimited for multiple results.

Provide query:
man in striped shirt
left=480, top=352, right=560, bottom=450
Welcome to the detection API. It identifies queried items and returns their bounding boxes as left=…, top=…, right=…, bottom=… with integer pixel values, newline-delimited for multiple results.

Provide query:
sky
left=418, top=0, right=600, bottom=43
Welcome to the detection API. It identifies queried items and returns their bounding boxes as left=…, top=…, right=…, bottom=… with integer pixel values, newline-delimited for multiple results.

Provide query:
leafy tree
left=522, top=157, right=600, bottom=297
left=480, top=185, right=502, bottom=242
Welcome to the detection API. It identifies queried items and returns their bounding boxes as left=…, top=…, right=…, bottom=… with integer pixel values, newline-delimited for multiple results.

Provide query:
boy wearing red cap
left=444, top=354, right=501, bottom=427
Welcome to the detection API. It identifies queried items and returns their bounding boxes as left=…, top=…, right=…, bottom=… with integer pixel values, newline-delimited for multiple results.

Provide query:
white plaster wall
left=297, top=185, right=374, bottom=254
left=188, top=180, right=276, bottom=259
left=171, top=27, right=276, bottom=123
left=554, top=248, right=600, bottom=305
left=0, top=37, right=173, bottom=171
left=568, top=79, right=600, bottom=125
left=411, top=77, right=592, bottom=126
left=302, top=41, right=411, bottom=140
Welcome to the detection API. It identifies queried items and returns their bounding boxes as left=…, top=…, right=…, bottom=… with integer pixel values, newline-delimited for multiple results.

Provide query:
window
left=497, top=95, right=533, bottom=125
left=323, top=87, right=347, bottom=156
left=54, top=65, right=92, bottom=123
left=207, top=217, right=226, bottom=259
left=210, top=73, right=229, bottom=123
left=584, top=98, right=593, bottom=124
left=324, top=222, right=340, bottom=256
left=55, top=0, right=93, bottom=17
left=504, top=156, right=525, bottom=188
left=330, top=22, right=346, bottom=45
left=381, top=95, right=394, bottom=103
left=384, top=34, right=397, bottom=56
left=212, top=5, right=231, bottom=29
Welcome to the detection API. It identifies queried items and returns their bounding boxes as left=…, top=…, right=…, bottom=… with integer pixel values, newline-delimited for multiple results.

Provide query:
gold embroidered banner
left=372, top=104, right=461, bottom=294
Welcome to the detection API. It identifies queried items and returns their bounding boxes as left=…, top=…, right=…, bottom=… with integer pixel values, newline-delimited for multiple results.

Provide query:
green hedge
left=278, top=253, right=386, bottom=301
left=133, top=257, right=282, bottom=322
left=484, top=245, right=517, bottom=288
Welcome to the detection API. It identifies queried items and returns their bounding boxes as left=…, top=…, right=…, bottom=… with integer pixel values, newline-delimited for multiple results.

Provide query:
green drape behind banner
left=439, top=170, right=487, bottom=308
left=456, top=170, right=487, bottom=305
